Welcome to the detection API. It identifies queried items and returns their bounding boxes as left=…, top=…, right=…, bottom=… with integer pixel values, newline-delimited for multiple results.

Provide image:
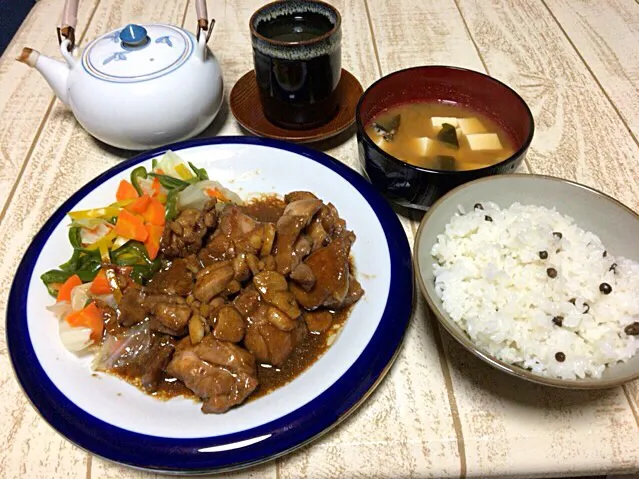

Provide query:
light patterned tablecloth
left=1, top=0, right=638, bottom=477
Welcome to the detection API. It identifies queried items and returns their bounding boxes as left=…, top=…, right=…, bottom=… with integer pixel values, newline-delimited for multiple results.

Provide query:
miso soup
left=365, top=102, right=515, bottom=171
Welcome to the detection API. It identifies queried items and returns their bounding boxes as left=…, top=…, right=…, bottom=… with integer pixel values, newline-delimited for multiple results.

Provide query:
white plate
left=8, top=137, right=413, bottom=473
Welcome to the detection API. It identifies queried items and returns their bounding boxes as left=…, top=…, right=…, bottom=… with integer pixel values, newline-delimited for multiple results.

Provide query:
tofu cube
left=466, top=133, right=503, bottom=151
left=457, top=117, right=487, bottom=135
left=412, top=136, right=435, bottom=156
left=431, top=117, right=459, bottom=132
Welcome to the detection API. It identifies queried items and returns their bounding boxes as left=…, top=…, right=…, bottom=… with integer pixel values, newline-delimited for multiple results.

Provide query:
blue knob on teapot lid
left=119, top=24, right=148, bottom=47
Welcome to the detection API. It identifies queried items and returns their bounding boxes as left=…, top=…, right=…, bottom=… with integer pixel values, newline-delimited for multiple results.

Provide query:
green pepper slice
left=130, top=166, right=148, bottom=196
left=111, top=241, right=153, bottom=266
left=188, top=161, right=209, bottom=181
left=165, top=188, right=181, bottom=221
left=148, top=173, right=190, bottom=190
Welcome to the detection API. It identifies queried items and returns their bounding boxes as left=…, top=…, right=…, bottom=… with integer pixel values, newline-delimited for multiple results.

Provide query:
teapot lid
left=81, top=24, right=194, bottom=83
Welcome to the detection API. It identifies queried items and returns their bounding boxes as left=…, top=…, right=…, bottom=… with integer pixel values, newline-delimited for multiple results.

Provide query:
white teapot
left=17, top=0, right=223, bottom=150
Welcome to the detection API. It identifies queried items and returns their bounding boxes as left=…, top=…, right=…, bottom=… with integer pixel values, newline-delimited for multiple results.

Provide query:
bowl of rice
left=415, top=174, right=639, bottom=388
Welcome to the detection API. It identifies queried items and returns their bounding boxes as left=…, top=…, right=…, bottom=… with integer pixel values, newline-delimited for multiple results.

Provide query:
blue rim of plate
left=6, top=136, right=413, bottom=474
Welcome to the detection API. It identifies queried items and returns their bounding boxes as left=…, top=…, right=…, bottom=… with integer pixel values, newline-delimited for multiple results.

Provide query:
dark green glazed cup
left=250, top=0, right=342, bottom=130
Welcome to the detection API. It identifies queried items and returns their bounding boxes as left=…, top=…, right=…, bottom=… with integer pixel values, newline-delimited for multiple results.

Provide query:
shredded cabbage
left=46, top=300, right=72, bottom=319
left=154, top=150, right=196, bottom=180
left=70, top=282, right=92, bottom=312
left=70, top=218, right=109, bottom=229
left=137, top=176, right=168, bottom=198
left=177, top=180, right=243, bottom=211
left=177, top=184, right=210, bottom=211
left=94, top=293, right=117, bottom=310
left=47, top=300, right=93, bottom=353
left=80, top=222, right=112, bottom=246
left=59, top=320, right=93, bottom=352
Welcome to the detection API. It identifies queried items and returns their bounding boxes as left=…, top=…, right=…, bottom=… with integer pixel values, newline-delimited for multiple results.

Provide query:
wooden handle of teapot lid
left=57, top=0, right=78, bottom=51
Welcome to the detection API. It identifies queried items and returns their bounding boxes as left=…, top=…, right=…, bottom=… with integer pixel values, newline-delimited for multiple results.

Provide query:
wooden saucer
left=230, top=69, right=363, bottom=143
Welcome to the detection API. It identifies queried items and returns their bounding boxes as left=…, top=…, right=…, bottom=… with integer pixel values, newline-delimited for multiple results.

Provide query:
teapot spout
left=17, top=48, right=71, bottom=107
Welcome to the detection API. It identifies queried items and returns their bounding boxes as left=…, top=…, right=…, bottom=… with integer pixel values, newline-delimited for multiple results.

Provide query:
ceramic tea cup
left=250, top=0, right=342, bottom=129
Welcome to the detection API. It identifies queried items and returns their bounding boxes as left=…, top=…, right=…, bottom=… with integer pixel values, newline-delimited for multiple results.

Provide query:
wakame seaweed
left=436, top=123, right=459, bottom=149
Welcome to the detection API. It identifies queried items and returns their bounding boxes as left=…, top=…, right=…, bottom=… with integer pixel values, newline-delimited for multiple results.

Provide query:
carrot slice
left=126, top=194, right=151, bottom=214
left=56, top=274, right=82, bottom=302
left=116, top=180, right=139, bottom=201
left=144, top=223, right=163, bottom=260
left=66, top=302, right=104, bottom=342
left=143, top=197, right=166, bottom=226
left=115, top=209, right=148, bottom=242
left=151, top=177, right=161, bottom=197
left=89, top=269, right=112, bottom=295
left=205, top=188, right=227, bottom=201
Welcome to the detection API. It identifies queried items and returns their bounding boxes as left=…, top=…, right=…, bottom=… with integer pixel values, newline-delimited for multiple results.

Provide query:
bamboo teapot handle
left=195, top=0, right=216, bottom=43
left=57, top=0, right=78, bottom=51
left=56, top=0, right=215, bottom=52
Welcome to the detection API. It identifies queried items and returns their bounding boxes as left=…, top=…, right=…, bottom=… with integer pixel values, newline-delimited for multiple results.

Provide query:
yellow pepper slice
left=68, top=199, right=135, bottom=220
left=86, top=230, right=116, bottom=263
left=68, top=207, right=120, bottom=220
left=104, top=267, right=123, bottom=303
left=174, top=163, right=195, bottom=180
left=98, top=242, right=111, bottom=263
left=111, top=199, right=136, bottom=208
